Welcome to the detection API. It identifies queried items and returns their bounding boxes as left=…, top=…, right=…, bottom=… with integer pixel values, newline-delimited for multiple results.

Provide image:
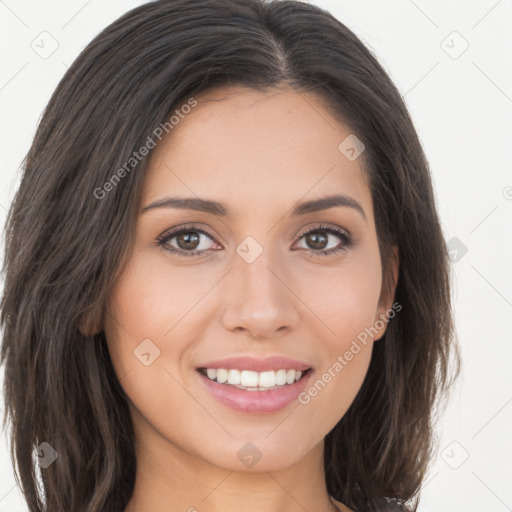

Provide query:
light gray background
left=1, top=1, right=511, bottom=510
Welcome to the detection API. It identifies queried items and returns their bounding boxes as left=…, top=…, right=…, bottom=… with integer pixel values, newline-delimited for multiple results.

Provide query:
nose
left=220, top=246, right=300, bottom=340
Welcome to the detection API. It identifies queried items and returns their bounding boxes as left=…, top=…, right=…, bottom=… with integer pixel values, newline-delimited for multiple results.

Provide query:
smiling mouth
left=197, top=367, right=312, bottom=391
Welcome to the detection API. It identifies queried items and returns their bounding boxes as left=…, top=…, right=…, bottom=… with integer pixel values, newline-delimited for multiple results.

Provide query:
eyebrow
left=141, top=194, right=367, bottom=221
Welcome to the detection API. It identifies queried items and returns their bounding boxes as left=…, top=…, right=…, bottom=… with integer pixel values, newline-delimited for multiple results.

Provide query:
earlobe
left=77, top=305, right=104, bottom=337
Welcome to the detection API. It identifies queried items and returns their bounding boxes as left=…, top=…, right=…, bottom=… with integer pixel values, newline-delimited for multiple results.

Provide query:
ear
left=77, top=303, right=104, bottom=337
left=373, top=244, right=399, bottom=341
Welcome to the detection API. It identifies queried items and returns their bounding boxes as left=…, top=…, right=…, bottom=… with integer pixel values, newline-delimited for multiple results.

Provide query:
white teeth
left=275, top=369, right=287, bottom=386
left=258, top=371, right=275, bottom=387
left=202, top=368, right=307, bottom=389
left=227, top=369, right=241, bottom=385
left=240, top=370, right=258, bottom=387
left=216, top=368, right=228, bottom=384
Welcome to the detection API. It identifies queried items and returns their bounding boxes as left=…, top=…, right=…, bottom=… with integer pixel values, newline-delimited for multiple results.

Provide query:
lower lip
left=197, top=370, right=313, bottom=413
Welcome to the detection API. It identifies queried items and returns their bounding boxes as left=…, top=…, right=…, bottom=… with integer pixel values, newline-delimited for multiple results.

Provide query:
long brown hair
left=0, top=0, right=460, bottom=510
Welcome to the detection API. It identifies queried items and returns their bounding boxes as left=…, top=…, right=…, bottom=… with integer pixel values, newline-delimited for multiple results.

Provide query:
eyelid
left=157, top=223, right=220, bottom=242
left=291, top=223, right=354, bottom=254
left=156, top=222, right=354, bottom=257
left=295, top=222, right=352, bottom=240
left=157, top=222, right=352, bottom=242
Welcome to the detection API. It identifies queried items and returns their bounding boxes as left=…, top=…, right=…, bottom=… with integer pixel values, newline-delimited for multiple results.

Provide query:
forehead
left=142, top=85, right=373, bottom=223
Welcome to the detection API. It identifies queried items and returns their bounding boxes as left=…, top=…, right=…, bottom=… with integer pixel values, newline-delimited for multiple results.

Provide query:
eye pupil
left=177, top=231, right=200, bottom=250
left=306, top=232, right=328, bottom=250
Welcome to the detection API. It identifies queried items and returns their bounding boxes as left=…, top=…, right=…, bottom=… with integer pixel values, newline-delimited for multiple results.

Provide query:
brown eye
left=157, top=226, right=219, bottom=257
left=295, top=225, right=353, bottom=256
left=303, top=231, right=329, bottom=250
left=175, top=231, right=201, bottom=251
left=156, top=223, right=354, bottom=258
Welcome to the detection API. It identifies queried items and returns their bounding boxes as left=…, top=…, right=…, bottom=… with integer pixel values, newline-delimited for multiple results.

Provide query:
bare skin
left=103, top=85, right=397, bottom=512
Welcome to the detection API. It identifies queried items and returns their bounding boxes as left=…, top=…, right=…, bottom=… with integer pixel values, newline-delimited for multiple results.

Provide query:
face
left=103, top=85, right=397, bottom=473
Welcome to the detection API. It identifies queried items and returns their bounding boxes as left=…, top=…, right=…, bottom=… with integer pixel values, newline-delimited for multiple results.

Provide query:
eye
left=293, top=224, right=354, bottom=256
left=156, top=224, right=220, bottom=258
left=156, top=223, right=354, bottom=258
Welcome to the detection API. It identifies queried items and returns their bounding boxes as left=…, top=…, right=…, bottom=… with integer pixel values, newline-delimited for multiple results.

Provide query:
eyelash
left=156, top=223, right=354, bottom=258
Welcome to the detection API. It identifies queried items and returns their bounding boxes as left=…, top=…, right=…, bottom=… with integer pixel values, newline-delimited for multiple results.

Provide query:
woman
left=0, top=0, right=460, bottom=511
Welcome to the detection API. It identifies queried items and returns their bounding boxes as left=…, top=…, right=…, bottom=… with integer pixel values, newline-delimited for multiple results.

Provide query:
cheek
left=104, top=250, right=222, bottom=395
left=103, top=256, right=206, bottom=441
left=293, top=249, right=381, bottom=415
left=296, top=277, right=378, bottom=432
left=298, top=249, right=383, bottom=348
left=108, top=250, right=213, bottom=340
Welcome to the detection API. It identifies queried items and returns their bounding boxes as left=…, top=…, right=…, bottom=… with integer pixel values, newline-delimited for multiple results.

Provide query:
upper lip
left=197, top=356, right=312, bottom=373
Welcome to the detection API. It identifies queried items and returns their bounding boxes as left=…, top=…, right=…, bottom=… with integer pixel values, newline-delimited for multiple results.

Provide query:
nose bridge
left=234, top=235, right=285, bottom=305
left=221, top=234, right=299, bottom=337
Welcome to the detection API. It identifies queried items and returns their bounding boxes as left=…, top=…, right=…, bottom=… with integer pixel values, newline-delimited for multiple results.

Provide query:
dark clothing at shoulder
left=359, top=499, right=413, bottom=512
